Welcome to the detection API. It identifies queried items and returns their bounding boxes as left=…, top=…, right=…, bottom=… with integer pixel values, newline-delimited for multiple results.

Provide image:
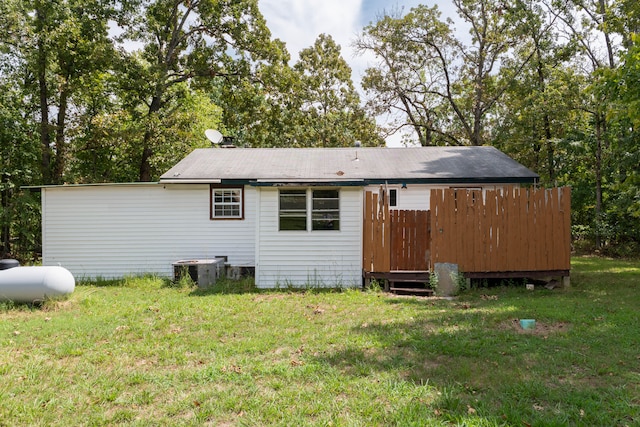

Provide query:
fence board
left=429, top=187, right=571, bottom=273
left=365, top=187, right=570, bottom=275
left=389, top=209, right=430, bottom=271
left=561, top=189, right=571, bottom=268
left=363, top=191, right=373, bottom=272
left=365, top=191, right=430, bottom=273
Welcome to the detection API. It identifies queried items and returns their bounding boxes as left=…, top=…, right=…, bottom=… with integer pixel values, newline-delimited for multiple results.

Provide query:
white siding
left=364, top=184, right=444, bottom=210
left=364, top=184, right=513, bottom=210
left=255, top=187, right=363, bottom=289
left=42, top=184, right=256, bottom=279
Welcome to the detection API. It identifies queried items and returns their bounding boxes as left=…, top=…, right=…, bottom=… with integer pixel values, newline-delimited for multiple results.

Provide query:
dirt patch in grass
left=503, top=318, right=571, bottom=335
left=251, top=294, right=287, bottom=303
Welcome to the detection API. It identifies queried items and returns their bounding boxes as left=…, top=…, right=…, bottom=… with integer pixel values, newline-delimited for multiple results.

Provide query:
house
left=40, top=146, right=540, bottom=288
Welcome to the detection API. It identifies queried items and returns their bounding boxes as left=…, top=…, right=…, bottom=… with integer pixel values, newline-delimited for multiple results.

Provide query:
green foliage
left=0, top=74, right=41, bottom=260
left=356, top=0, right=536, bottom=146
left=116, top=0, right=281, bottom=180
left=215, top=34, right=383, bottom=148
left=291, top=34, right=382, bottom=147
left=168, top=267, right=197, bottom=289
left=366, top=279, right=383, bottom=293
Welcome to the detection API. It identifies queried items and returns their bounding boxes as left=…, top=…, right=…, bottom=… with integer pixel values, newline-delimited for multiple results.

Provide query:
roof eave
left=365, top=176, right=539, bottom=185
left=158, top=178, right=222, bottom=184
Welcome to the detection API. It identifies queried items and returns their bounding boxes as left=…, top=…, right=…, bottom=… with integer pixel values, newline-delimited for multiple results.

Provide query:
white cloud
left=259, top=0, right=363, bottom=64
left=258, top=0, right=453, bottom=146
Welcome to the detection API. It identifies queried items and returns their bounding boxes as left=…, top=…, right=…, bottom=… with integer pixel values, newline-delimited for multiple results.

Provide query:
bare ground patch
left=503, top=318, right=571, bottom=336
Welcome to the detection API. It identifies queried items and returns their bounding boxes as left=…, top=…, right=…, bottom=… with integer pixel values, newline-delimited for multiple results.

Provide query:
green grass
left=1, top=257, right=638, bottom=426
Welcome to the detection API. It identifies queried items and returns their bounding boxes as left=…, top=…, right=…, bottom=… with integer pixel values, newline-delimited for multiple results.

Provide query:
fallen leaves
left=306, top=304, right=325, bottom=314
left=221, top=365, right=242, bottom=374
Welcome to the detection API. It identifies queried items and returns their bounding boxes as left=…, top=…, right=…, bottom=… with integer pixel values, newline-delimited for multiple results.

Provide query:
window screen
left=279, top=189, right=307, bottom=230
left=312, top=190, right=340, bottom=230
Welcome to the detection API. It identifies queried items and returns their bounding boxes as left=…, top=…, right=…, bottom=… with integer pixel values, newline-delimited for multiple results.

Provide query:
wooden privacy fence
left=430, top=187, right=571, bottom=273
left=363, top=191, right=430, bottom=272
left=390, top=210, right=430, bottom=271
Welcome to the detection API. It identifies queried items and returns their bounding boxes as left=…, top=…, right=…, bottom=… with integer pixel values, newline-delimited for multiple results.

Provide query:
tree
left=492, top=0, right=580, bottom=183
left=356, top=6, right=456, bottom=146
left=548, top=0, right=624, bottom=248
left=116, top=0, right=280, bottom=181
left=292, top=34, right=381, bottom=147
left=68, top=87, right=224, bottom=183
left=214, top=35, right=382, bottom=148
left=356, top=1, right=541, bottom=146
left=0, top=0, right=118, bottom=184
left=596, top=34, right=640, bottom=251
left=0, top=73, right=40, bottom=259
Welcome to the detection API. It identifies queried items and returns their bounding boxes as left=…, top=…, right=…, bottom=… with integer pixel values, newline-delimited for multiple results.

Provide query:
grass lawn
left=1, top=257, right=638, bottom=426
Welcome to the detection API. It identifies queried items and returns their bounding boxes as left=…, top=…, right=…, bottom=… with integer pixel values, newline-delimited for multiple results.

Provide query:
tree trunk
left=598, top=0, right=615, bottom=69
left=544, top=115, right=555, bottom=182
left=594, top=113, right=604, bottom=249
left=53, top=83, right=70, bottom=184
left=139, top=141, right=153, bottom=182
left=138, top=94, right=163, bottom=182
left=534, top=41, right=555, bottom=182
left=36, top=20, right=52, bottom=184
left=1, top=174, right=10, bottom=257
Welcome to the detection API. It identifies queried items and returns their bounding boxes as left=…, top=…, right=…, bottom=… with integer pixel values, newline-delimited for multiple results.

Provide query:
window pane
left=280, top=190, right=307, bottom=230
left=313, top=198, right=339, bottom=210
left=280, top=190, right=306, bottom=211
left=389, top=189, right=397, bottom=207
left=280, top=216, right=307, bottom=230
left=312, top=190, right=339, bottom=231
left=312, top=189, right=338, bottom=199
left=212, top=187, right=242, bottom=219
left=312, top=219, right=340, bottom=230
left=280, top=196, right=306, bottom=210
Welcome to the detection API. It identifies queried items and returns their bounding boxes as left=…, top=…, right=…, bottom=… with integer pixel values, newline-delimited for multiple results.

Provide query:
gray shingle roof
left=160, top=146, right=539, bottom=185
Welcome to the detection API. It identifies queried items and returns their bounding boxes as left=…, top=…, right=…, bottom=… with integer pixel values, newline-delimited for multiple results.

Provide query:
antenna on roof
left=204, top=129, right=223, bottom=145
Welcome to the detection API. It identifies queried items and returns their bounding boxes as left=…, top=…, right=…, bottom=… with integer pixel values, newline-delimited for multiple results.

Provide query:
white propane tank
left=0, top=266, right=75, bottom=303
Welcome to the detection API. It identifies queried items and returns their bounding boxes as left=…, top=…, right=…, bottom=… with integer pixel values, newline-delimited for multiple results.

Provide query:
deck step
left=390, top=279, right=429, bottom=283
left=389, top=287, right=434, bottom=296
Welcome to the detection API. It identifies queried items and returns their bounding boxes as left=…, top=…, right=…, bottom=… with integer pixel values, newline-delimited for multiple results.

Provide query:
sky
left=258, top=0, right=457, bottom=146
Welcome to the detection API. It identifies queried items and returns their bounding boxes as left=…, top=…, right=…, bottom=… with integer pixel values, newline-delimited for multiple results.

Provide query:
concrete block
left=434, top=263, right=460, bottom=297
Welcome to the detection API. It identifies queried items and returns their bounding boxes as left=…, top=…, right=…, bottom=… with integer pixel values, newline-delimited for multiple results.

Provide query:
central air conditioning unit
left=172, top=258, right=226, bottom=288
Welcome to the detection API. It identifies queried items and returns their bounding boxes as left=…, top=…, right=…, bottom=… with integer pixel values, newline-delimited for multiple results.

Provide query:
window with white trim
left=211, top=186, right=243, bottom=219
left=279, top=189, right=340, bottom=231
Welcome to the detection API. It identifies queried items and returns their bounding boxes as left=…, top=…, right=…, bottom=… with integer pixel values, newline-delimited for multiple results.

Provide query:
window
left=312, top=190, right=340, bottom=230
left=388, top=188, right=398, bottom=207
left=279, top=189, right=307, bottom=230
left=279, top=189, right=340, bottom=231
left=211, top=186, right=243, bottom=219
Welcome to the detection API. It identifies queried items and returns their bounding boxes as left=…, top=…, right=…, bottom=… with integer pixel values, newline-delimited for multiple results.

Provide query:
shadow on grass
left=186, top=277, right=353, bottom=297
left=312, top=286, right=639, bottom=425
left=187, top=276, right=259, bottom=296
